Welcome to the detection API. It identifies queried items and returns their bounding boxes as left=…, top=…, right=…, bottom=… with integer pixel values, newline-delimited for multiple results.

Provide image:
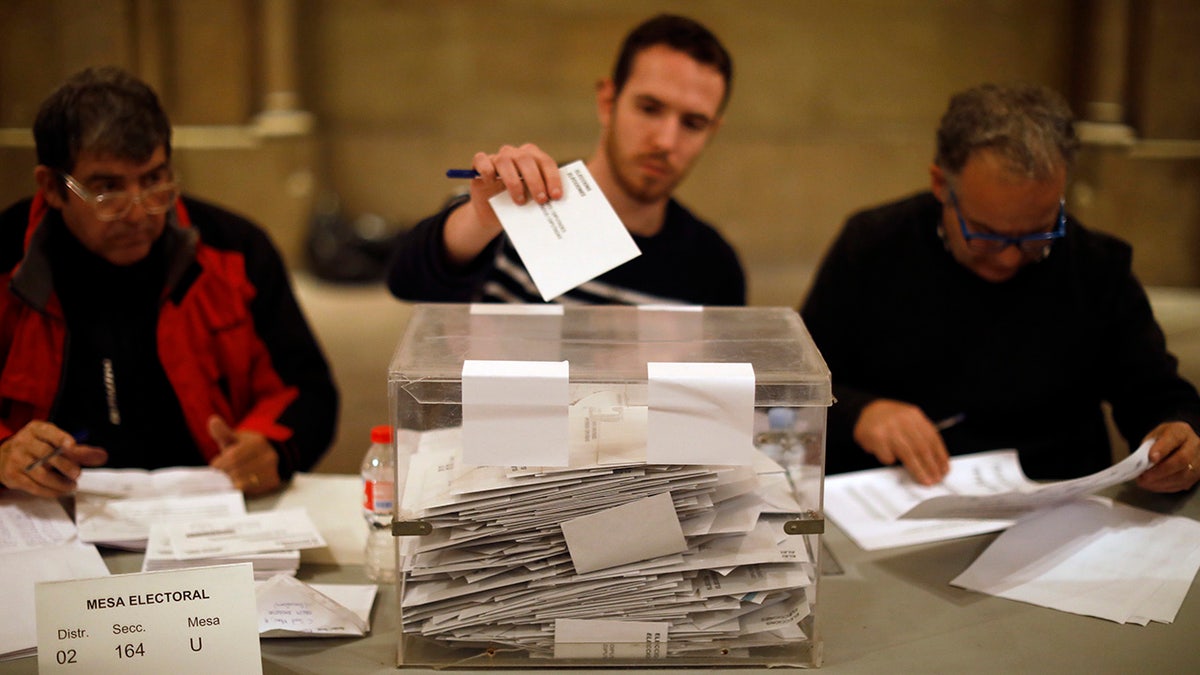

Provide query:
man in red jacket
left=0, top=66, right=338, bottom=497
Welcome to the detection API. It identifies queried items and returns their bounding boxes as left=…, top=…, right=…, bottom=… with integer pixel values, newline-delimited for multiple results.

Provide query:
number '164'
left=115, top=642, right=145, bottom=658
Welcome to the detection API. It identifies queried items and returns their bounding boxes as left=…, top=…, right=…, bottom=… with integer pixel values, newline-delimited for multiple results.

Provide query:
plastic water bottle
left=361, top=424, right=396, bottom=582
left=756, top=407, right=798, bottom=463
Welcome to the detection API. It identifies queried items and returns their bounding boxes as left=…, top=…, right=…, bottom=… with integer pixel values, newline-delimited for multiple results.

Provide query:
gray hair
left=33, top=66, right=172, bottom=176
left=935, top=83, right=1079, bottom=180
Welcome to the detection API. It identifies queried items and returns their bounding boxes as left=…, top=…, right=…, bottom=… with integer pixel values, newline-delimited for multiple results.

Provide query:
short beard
left=604, top=130, right=676, bottom=205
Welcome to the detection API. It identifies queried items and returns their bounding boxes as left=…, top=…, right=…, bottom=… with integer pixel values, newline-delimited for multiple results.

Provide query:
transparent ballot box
left=388, top=304, right=831, bottom=668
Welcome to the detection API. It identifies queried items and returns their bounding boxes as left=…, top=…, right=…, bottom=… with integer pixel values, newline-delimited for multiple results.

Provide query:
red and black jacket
left=0, top=192, right=338, bottom=476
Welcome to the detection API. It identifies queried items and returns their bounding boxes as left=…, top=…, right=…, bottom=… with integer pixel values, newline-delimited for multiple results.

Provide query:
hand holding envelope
left=488, top=160, right=641, bottom=301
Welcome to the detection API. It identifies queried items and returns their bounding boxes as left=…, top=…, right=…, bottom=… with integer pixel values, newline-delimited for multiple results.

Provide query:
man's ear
left=33, top=165, right=66, bottom=209
left=929, top=163, right=949, bottom=204
left=595, top=77, right=616, bottom=127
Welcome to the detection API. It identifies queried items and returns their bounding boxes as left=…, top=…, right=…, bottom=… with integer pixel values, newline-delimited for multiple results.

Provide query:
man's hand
left=207, top=415, right=281, bottom=497
left=853, top=399, right=951, bottom=485
left=444, top=143, right=564, bottom=266
left=0, top=421, right=107, bottom=497
left=1136, top=421, right=1200, bottom=493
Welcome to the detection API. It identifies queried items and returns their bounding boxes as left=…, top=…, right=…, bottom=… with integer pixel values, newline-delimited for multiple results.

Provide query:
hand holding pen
left=441, top=143, right=565, bottom=266
left=0, top=421, right=106, bottom=498
left=853, top=399, right=957, bottom=486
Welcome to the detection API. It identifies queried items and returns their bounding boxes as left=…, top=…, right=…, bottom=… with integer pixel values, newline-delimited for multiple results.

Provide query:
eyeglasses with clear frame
left=60, top=171, right=180, bottom=222
left=949, top=187, right=1066, bottom=259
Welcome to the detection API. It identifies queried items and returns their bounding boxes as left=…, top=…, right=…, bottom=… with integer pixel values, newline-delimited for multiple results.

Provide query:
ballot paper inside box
left=387, top=304, right=832, bottom=668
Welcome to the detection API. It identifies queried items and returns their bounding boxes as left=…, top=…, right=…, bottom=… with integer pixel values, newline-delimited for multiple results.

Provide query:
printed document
left=900, top=440, right=1153, bottom=520
left=952, top=496, right=1200, bottom=624
left=151, top=508, right=326, bottom=560
left=827, top=442, right=1157, bottom=551
left=77, top=465, right=235, bottom=498
left=0, top=492, right=78, bottom=551
left=489, top=160, right=640, bottom=300
left=75, top=490, right=245, bottom=549
left=824, top=450, right=1024, bottom=550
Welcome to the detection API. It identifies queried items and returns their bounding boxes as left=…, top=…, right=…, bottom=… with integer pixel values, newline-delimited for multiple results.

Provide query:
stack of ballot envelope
left=142, top=508, right=325, bottom=580
left=398, top=419, right=817, bottom=658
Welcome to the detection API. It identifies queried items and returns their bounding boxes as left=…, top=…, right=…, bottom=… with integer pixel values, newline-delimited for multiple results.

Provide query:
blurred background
left=1, top=0, right=1197, bottom=472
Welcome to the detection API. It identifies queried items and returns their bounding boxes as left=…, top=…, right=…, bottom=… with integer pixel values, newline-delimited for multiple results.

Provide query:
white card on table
left=35, top=563, right=261, bottom=673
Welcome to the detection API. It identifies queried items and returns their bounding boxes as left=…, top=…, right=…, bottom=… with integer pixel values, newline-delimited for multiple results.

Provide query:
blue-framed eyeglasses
left=949, top=188, right=1066, bottom=258
left=61, top=172, right=179, bottom=222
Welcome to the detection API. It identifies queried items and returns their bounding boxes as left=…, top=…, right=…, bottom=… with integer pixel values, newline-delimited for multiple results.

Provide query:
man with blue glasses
left=801, top=83, right=1200, bottom=493
left=0, top=67, right=338, bottom=498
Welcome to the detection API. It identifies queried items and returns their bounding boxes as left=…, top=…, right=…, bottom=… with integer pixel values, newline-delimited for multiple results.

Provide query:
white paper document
left=0, top=540, right=108, bottom=661
left=142, top=523, right=301, bottom=580
left=0, top=492, right=78, bottom=551
left=489, top=159, right=641, bottom=301
left=151, top=508, right=326, bottom=560
left=256, top=575, right=376, bottom=637
left=75, top=490, right=246, bottom=549
left=77, top=466, right=235, bottom=498
left=823, top=450, right=1024, bottom=550
left=462, top=359, right=569, bottom=467
left=951, top=496, right=1200, bottom=624
left=901, top=440, right=1153, bottom=520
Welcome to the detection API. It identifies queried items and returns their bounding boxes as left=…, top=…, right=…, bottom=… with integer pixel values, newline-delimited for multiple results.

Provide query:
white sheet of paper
left=901, top=440, right=1154, bottom=520
left=560, top=492, right=686, bottom=574
left=0, top=541, right=107, bottom=661
left=75, top=491, right=245, bottom=548
left=462, top=359, right=569, bottom=467
left=553, top=618, right=668, bottom=659
left=256, top=575, right=375, bottom=637
left=76, top=466, right=234, bottom=498
left=951, top=496, right=1200, bottom=624
left=646, top=362, right=756, bottom=465
left=157, top=508, right=326, bottom=560
left=273, top=473, right=366, bottom=565
left=0, top=492, right=77, bottom=551
left=488, top=160, right=640, bottom=300
left=824, top=450, right=1024, bottom=551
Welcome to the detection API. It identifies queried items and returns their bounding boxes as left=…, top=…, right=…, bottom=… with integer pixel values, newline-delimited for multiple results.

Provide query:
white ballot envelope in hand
left=489, top=160, right=641, bottom=301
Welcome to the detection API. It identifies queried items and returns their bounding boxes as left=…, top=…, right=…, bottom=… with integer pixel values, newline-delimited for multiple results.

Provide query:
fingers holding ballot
left=1136, top=421, right=1200, bottom=493
left=444, top=144, right=565, bottom=266
left=0, top=421, right=107, bottom=497
left=207, top=415, right=282, bottom=497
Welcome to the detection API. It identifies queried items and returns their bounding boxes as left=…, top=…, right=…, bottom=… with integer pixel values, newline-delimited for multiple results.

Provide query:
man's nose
left=652, top=116, right=682, bottom=151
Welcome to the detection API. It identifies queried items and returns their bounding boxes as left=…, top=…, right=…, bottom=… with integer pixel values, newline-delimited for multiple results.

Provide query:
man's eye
left=683, top=117, right=710, bottom=132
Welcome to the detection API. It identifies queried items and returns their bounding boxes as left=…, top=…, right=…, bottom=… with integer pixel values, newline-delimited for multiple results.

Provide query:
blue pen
left=25, top=429, right=90, bottom=472
left=446, top=169, right=527, bottom=181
